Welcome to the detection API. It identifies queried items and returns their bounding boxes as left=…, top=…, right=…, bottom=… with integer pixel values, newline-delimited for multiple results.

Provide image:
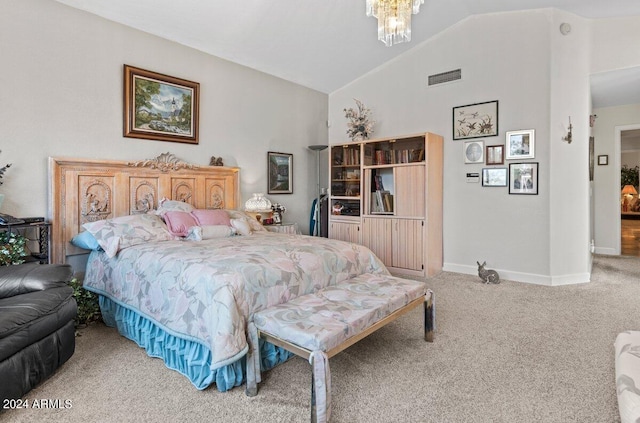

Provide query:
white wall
left=622, top=152, right=640, bottom=168
left=548, top=11, right=592, bottom=283
left=0, top=0, right=328, bottom=241
left=330, top=9, right=596, bottom=284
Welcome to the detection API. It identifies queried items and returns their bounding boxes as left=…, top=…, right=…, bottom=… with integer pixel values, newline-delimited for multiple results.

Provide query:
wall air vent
left=428, top=69, right=462, bottom=86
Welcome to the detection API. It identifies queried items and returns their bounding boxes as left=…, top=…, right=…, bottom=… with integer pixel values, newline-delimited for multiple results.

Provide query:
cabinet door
left=330, top=222, right=360, bottom=244
left=362, top=217, right=392, bottom=265
left=394, top=165, right=425, bottom=217
left=392, top=219, right=424, bottom=271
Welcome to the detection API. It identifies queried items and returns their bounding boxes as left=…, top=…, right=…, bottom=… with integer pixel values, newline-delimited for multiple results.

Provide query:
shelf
left=363, top=162, right=424, bottom=170
left=331, top=179, right=360, bottom=182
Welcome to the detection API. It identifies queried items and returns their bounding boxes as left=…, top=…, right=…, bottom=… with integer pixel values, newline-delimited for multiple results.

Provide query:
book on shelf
left=374, top=174, right=384, bottom=191
left=383, top=192, right=394, bottom=212
left=371, top=190, right=393, bottom=213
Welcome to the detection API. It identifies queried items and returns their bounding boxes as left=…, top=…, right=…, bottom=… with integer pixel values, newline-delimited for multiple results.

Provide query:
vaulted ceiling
left=55, top=0, right=640, bottom=105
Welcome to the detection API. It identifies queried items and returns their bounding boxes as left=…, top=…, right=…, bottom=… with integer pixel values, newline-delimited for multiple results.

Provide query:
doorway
left=619, top=127, right=640, bottom=257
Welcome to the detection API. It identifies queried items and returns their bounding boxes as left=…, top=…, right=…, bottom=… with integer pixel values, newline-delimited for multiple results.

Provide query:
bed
left=49, top=153, right=388, bottom=391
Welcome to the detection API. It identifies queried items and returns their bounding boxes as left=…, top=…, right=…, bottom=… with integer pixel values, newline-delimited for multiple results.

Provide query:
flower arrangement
left=271, top=203, right=286, bottom=223
left=0, top=150, right=10, bottom=186
left=344, top=99, right=375, bottom=141
left=0, top=231, right=28, bottom=266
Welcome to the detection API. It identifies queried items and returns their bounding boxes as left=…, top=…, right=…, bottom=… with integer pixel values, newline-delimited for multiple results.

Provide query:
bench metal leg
left=245, top=321, right=260, bottom=397
left=309, top=351, right=330, bottom=423
left=424, top=289, right=435, bottom=342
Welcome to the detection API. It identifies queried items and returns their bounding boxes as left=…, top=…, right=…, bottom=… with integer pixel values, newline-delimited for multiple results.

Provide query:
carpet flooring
left=3, top=254, right=639, bottom=422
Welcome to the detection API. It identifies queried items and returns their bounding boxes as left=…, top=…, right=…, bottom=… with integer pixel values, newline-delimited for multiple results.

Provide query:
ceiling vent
left=428, top=69, right=462, bottom=86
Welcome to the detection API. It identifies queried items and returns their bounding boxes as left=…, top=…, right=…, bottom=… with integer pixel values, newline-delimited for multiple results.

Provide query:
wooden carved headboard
left=49, top=153, right=240, bottom=264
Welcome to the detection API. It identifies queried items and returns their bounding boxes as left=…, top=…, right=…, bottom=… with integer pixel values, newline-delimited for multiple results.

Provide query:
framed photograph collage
left=453, top=100, right=538, bottom=194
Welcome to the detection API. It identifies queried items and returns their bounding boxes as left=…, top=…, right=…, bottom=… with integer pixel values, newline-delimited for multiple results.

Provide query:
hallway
left=622, top=217, right=640, bottom=256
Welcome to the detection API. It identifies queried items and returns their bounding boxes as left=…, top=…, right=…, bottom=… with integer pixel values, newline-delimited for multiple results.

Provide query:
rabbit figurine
left=477, top=261, right=500, bottom=284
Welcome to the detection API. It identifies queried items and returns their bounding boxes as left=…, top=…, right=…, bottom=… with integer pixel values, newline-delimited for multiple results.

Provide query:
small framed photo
left=464, top=140, right=484, bottom=164
left=506, top=130, right=535, bottom=160
left=268, top=152, right=293, bottom=194
left=482, top=168, right=508, bottom=187
left=509, top=162, right=539, bottom=195
left=123, top=65, right=199, bottom=144
left=453, top=100, right=499, bottom=140
left=486, top=145, right=504, bottom=165
left=598, top=154, right=608, bottom=165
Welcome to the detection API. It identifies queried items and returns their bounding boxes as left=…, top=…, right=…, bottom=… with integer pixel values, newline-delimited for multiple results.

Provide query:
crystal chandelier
left=366, top=0, right=424, bottom=47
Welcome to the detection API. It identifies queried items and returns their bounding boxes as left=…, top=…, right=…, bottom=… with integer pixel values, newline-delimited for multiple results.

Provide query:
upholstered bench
left=615, top=330, right=640, bottom=423
left=245, top=273, right=435, bottom=423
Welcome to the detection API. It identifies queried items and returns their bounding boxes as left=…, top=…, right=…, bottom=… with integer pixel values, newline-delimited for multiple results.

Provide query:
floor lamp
left=308, top=144, right=328, bottom=236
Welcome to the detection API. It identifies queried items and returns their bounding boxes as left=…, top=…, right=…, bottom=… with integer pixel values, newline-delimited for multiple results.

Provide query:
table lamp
left=621, top=185, right=637, bottom=212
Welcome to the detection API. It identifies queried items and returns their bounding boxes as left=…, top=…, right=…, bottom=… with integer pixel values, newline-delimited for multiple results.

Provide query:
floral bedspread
left=83, top=232, right=387, bottom=369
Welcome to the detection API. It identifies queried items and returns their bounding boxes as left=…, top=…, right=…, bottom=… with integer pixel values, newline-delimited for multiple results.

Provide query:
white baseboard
left=442, top=263, right=590, bottom=286
left=594, top=247, right=617, bottom=255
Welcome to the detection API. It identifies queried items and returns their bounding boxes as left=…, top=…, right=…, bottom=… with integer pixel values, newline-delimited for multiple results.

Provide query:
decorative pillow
left=163, top=211, right=198, bottom=237
left=70, top=231, right=102, bottom=251
left=82, top=214, right=174, bottom=258
left=186, top=225, right=235, bottom=241
left=226, top=210, right=266, bottom=232
left=191, top=209, right=231, bottom=227
left=155, top=198, right=195, bottom=215
left=230, top=218, right=252, bottom=236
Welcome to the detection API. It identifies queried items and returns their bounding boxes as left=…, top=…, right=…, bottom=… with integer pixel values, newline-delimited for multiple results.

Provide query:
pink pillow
left=163, top=211, right=198, bottom=237
left=191, top=209, right=231, bottom=227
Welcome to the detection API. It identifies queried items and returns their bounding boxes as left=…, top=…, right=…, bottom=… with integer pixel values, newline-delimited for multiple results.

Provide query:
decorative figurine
left=477, top=261, right=500, bottom=284
left=209, top=156, right=224, bottom=166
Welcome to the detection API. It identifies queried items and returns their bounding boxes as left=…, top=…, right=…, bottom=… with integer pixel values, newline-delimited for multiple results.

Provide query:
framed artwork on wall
left=482, top=168, right=508, bottom=187
left=486, top=145, right=504, bottom=165
left=453, top=100, right=499, bottom=140
left=505, top=129, right=535, bottom=160
left=268, top=152, right=293, bottom=194
left=598, top=154, right=608, bottom=165
left=464, top=140, right=484, bottom=164
left=509, top=162, right=539, bottom=195
left=123, top=65, right=200, bottom=144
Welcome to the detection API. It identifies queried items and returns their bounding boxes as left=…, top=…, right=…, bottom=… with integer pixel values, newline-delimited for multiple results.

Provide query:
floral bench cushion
left=252, top=273, right=426, bottom=353
left=247, top=273, right=432, bottom=423
left=615, top=330, right=640, bottom=423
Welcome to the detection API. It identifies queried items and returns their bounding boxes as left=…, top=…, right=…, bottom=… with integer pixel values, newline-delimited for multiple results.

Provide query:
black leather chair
left=0, top=263, right=77, bottom=403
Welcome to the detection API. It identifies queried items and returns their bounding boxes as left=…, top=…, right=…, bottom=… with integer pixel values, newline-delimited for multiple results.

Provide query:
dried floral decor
left=0, top=150, right=10, bottom=186
left=344, top=99, right=375, bottom=141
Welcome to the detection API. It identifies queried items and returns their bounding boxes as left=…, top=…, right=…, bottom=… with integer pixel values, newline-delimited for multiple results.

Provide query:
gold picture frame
left=123, top=65, right=199, bottom=144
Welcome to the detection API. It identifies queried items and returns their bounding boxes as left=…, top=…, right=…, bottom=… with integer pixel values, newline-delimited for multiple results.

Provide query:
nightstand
left=0, top=221, right=51, bottom=264
left=264, top=223, right=300, bottom=235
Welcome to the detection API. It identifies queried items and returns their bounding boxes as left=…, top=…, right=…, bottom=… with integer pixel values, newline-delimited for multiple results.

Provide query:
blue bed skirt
left=98, top=296, right=293, bottom=392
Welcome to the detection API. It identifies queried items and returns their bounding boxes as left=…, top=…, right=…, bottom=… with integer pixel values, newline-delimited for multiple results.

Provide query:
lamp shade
left=245, top=193, right=272, bottom=212
left=622, top=185, right=638, bottom=195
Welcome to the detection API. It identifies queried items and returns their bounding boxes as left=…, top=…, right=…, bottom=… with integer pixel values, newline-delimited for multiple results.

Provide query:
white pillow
left=230, top=218, right=252, bottom=236
left=226, top=210, right=267, bottom=232
left=83, top=214, right=174, bottom=258
left=155, top=198, right=194, bottom=215
left=186, top=225, right=235, bottom=241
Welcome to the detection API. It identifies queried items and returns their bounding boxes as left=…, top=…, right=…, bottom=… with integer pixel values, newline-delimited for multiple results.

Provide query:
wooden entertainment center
left=328, top=132, right=443, bottom=278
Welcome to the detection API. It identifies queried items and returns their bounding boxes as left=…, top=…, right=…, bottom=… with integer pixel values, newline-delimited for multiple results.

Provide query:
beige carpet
left=3, top=254, right=639, bottom=422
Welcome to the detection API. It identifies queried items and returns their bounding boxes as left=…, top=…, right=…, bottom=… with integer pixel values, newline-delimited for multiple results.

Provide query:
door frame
left=615, top=123, right=640, bottom=255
